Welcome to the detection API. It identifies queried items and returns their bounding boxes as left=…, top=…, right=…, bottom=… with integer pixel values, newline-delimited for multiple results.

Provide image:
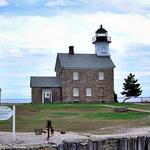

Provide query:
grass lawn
left=0, top=103, right=150, bottom=134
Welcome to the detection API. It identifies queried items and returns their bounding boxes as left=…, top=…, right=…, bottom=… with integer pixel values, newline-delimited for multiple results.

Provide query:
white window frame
left=73, top=88, right=79, bottom=97
left=73, top=72, right=79, bottom=80
left=99, top=71, right=104, bottom=80
left=86, top=88, right=92, bottom=97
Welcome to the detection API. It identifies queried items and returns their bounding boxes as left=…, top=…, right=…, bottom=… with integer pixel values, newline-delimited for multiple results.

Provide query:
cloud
left=45, top=0, right=76, bottom=7
left=0, top=0, right=9, bottom=6
left=0, top=51, right=56, bottom=99
left=0, top=0, right=149, bottom=17
left=0, top=14, right=94, bottom=58
left=10, top=0, right=40, bottom=6
left=0, top=10, right=150, bottom=98
left=109, top=0, right=150, bottom=14
left=1, top=12, right=150, bottom=56
left=81, top=0, right=150, bottom=14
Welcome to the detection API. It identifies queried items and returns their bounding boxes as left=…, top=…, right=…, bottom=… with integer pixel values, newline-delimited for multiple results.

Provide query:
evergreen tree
left=121, top=73, right=142, bottom=103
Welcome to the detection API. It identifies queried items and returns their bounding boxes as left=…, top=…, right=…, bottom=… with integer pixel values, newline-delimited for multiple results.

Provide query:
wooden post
left=46, top=120, right=50, bottom=141
left=13, top=105, right=16, bottom=141
left=0, top=88, right=2, bottom=105
left=46, top=120, right=54, bottom=141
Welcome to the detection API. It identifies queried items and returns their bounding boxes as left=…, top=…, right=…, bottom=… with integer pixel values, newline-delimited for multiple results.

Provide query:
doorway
left=42, top=89, right=52, bottom=103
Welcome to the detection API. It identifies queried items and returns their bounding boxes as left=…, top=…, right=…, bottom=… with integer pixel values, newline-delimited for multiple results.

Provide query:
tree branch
left=123, top=97, right=131, bottom=103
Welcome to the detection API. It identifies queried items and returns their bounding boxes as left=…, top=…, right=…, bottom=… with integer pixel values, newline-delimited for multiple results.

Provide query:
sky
left=0, top=0, right=150, bottom=99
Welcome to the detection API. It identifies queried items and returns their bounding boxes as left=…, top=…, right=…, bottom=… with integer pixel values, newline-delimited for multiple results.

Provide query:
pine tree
left=121, top=73, right=142, bottom=103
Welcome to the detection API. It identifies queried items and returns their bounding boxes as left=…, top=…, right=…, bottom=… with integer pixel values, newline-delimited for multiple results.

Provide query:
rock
left=42, top=129, right=47, bottom=134
left=114, top=107, right=128, bottom=112
left=34, top=129, right=43, bottom=135
left=60, top=131, right=66, bottom=134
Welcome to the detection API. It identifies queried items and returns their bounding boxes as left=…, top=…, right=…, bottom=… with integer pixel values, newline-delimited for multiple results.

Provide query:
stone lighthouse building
left=30, top=25, right=115, bottom=103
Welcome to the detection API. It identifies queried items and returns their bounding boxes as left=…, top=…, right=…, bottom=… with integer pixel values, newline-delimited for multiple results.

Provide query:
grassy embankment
left=0, top=103, right=150, bottom=134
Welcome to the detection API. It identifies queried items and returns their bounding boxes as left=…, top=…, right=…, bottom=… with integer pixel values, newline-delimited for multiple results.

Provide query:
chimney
left=69, top=46, right=74, bottom=55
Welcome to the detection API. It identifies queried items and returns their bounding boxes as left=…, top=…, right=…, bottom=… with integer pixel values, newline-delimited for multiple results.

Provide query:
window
left=73, top=88, right=79, bottom=97
left=86, top=88, right=92, bottom=97
left=73, top=100, right=79, bottom=103
left=45, top=92, right=51, bottom=98
left=99, top=71, right=104, bottom=80
left=99, top=87, right=104, bottom=97
left=73, top=72, right=79, bottom=80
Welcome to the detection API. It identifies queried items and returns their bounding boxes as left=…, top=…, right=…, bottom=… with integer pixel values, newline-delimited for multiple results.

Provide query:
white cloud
left=136, top=71, right=150, bottom=77
left=11, top=0, right=39, bottom=6
left=0, top=0, right=9, bottom=6
left=82, top=0, right=150, bottom=14
left=0, top=11, right=150, bottom=98
left=109, top=0, right=149, bottom=13
left=0, top=11, right=150, bottom=71
left=0, top=12, right=150, bottom=56
left=45, top=0, right=76, bottom=7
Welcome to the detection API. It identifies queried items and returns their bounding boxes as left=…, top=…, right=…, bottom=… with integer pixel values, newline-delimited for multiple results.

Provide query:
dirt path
left=101, top=104, right=150, bottom=113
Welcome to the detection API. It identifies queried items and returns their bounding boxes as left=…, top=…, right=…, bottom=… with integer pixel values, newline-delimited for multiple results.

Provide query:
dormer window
left=99, top=71, right=104, bottom=80
left=73, top=72, right=79, bottom=80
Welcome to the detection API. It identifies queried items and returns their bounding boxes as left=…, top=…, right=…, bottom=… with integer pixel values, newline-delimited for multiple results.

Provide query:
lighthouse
left=92, top=25, right=111, bottom=56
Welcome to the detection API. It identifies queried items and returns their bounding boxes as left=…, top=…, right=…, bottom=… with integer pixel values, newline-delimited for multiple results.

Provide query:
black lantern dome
left=92, top=25, right=111, bottom=44
left=96, top=25, right=107, bottom=34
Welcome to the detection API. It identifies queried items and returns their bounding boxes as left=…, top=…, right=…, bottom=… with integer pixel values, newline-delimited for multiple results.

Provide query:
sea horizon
left=1, top=97, right=150, bottom=104
left=1, top=98, right=31, bottom=103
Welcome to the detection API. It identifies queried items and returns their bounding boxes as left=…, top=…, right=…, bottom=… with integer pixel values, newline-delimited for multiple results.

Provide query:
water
left=118, top=97, right=150, bottom=103
left=1, top=97, right=150, bottom=104
left=1, top=99, right=31, bottom=104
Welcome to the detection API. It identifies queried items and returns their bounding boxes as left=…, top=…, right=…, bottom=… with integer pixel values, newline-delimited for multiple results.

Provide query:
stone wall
left=61, top=69, right=114, bottom=103
left=2, top=136, right=150, bottom=150
left=32, top=87, right=62, bottom=103
left=57, top=136, right=150, bottom=150
left=32, top=87, right=42, bottom=103
left=51, top=87, right=62, bottom=102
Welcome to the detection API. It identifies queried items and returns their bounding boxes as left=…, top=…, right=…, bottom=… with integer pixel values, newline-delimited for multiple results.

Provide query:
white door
left=42, top=90, right=52, bottom=103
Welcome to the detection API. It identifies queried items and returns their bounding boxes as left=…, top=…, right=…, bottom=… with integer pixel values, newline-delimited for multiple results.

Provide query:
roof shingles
left=57, top=53, right=115, bottom=69
left=31, top=53, right=115, bottom=88
left=30, top=77, right=61, bottom=88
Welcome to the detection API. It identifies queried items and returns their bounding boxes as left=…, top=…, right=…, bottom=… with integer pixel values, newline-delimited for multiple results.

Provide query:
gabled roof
left=56, top=53, right=115, bottom=70
left=30, top=77, right=61, bottom=88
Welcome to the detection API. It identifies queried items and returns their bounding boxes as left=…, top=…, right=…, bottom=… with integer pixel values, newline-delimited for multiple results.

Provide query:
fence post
left=13, top=105, right=16, bottom=141
left=0, top=88, right=2, bottom=105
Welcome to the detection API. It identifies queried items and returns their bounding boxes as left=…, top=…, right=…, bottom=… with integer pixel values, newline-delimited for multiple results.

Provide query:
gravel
left=0, top=131, right=88, bottom=146
left=0, top=127, right=150, bottom=147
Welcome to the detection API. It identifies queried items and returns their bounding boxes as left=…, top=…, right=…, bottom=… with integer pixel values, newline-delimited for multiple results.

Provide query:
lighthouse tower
left=92, top=25, right=111, bottom=56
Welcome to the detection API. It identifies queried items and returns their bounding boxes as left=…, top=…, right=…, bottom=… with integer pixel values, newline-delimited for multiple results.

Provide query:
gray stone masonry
left=32, top=87, right=61, bottom=103
left=60, top=69, right=114, bottom=102
left=1, top=136, right=150, bottom=150
left=32, top=87, right=42, bottom=103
